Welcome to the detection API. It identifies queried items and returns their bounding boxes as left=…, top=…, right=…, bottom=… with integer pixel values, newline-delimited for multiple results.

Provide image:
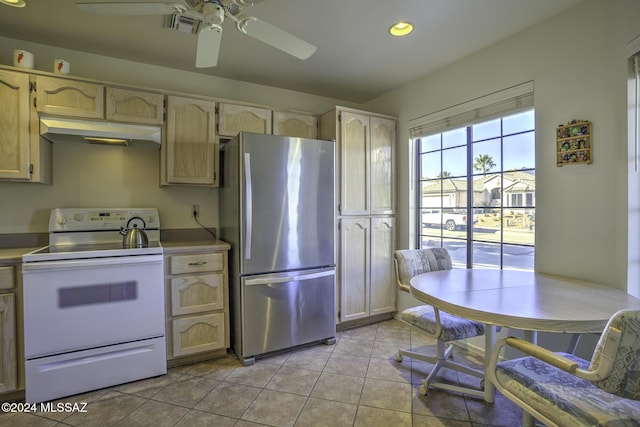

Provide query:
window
left=627, top=37, right=640, bottom=296
left=410, top=83, right=535, bottom=270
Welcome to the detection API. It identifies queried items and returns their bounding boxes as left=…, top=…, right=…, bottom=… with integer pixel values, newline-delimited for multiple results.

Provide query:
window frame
left=414, top=109, right=535, bottom=270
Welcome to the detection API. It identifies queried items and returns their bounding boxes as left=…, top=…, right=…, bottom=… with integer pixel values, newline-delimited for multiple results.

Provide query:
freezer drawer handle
left=245, top=269, right=334, bottom=285
left=244, top=152, right=252, bottom=260
left=188, top=261, right=207, bottom=266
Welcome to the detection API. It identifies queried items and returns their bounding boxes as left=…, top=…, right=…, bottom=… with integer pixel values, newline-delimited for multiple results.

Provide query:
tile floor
left=0, top=319, right=528, bottom=427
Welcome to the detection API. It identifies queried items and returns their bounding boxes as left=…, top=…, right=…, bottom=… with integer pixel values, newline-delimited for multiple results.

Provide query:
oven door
left=23, top=255, right=164, bottom=359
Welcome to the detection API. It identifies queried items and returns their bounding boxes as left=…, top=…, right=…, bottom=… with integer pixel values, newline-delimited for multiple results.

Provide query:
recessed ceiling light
left=389, top=21, right=414, bottom=37
left=0, top=0, right=26, bottom=7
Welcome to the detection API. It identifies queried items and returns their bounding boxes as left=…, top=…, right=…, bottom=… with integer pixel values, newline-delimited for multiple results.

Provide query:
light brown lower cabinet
left=0, top=265, right=18, bottom=394
left=164, top=245, right=230, bottom=364
left=338, top=216, right=396, bottom=323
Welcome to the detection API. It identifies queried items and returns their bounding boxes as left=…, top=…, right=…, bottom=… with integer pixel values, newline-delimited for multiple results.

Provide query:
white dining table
left=409, top=268, right=640, bottom=405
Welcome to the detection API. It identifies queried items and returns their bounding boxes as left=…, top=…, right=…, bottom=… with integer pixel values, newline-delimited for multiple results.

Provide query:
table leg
left=524, top=330, right=537, bottom=345
left=483, top=324, right=496, bottom=403
left=521, top=330, right=538, bottom=427
left=522, top=412, right=535, bottom=427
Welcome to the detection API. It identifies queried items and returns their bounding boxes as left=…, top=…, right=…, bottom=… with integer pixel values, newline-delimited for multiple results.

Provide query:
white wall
left=0, top=36, right=355, bottom=234
left=363, top=0, right=640, bottom=356
left=366, top=0, right=640, bottom=294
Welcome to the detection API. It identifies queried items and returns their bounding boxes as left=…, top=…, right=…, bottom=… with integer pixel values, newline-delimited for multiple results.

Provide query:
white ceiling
left=0, top=0, right=584, bottom=103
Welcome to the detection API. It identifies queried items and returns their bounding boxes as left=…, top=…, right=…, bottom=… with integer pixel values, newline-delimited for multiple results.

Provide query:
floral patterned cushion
left=590, top=309, right=640, bottom=399
left=400, top=305, right=486, bottom=342
left=495, top=352, right=640, bottom=426
left=394, top=248, right=453, bottom=289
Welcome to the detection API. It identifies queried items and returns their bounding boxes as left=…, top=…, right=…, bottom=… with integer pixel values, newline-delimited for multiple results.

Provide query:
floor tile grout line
left=12, top=319, right=521, bottom=427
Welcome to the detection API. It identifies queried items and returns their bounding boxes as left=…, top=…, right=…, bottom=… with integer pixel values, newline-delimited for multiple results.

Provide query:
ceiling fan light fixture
left=389, top=21, right=413, bottom=37
left=203, top=2, right=225, bottom=25
left=0, top=0, right=26, bottom=7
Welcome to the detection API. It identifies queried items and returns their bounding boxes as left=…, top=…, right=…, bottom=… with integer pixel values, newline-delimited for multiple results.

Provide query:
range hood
left=39, top=116, right=162, bottom=146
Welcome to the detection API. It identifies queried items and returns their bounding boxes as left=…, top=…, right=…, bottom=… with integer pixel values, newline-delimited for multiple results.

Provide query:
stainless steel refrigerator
left=220, top=132, right=336, bottom=365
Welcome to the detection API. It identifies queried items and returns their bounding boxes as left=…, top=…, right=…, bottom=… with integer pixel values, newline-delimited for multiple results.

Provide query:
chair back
left=590, top=309, right=640, bottom=400
left=393, top=248, right=452, bottom=293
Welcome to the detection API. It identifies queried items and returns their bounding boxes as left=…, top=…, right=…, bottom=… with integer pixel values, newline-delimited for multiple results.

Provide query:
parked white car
left=422, top=209, right=477, bottom=231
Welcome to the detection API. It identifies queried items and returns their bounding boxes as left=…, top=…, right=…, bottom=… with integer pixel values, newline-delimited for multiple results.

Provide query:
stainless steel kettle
left=120, top=216, right=149, bottom=248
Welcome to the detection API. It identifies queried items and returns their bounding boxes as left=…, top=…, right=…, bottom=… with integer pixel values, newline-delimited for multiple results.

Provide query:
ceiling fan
left=75, top=0, right=317, bottom=68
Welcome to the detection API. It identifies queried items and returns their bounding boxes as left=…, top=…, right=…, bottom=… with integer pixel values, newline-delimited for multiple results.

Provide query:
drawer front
left=172, top=313, right=225, bottom=357
left=170, top=274, right=224, bottom=316
left=0, top=266, right=15, bottom=290
left=169, top=253, right=223, bottom=274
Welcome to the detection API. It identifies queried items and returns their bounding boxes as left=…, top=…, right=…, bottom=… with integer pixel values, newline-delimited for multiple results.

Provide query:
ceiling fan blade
left=196, top=24, right=222, bottom=68
left=235, top=15, right=316, bottom=60
left=76, top=2, right=184, bottom=16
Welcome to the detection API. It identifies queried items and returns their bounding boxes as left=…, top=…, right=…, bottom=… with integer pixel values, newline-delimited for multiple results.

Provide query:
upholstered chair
left=394, top=248, right=485, bottom=397
left=487, top=309, right=640, bottom=426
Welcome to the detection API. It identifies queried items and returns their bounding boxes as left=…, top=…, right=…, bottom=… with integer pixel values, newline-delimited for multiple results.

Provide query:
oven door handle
left=22, top=255, right=162, bottom=271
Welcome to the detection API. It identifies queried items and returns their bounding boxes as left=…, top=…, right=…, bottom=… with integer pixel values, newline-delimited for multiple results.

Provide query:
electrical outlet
left=192, top=204, right=200, bottom=218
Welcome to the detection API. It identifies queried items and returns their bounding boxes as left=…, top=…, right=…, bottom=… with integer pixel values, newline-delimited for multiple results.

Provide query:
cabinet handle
left=188, top=261, right=208, bottom=266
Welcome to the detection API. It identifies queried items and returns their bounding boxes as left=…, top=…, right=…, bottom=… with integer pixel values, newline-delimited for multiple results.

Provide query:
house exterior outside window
left=415, top=109, right=535, bottom=270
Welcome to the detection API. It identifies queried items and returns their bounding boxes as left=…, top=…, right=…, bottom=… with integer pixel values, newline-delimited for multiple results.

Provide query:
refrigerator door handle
left=244, top=269, right=335, bottom=286
left=244, top=152, right=252, bottom=260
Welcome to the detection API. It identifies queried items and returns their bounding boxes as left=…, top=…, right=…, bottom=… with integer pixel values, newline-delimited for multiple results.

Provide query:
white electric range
left=22, top=208, right=167, bottom=403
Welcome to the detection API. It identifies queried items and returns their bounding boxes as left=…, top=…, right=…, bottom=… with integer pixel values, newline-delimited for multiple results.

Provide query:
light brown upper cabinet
left=105, top=87, right=164, bottom=125
left=162, top=95, right=217, bottom=186
left=320, top=108, right=396, bottom=216
left=34, top=75, right=104, bottom=119
left=369, top=116, right=396, bottom=215
left=0, top=70, right=31, bottom=180
left=273, top=111, right=318, bottom=139
left=0, top=70, right=51, bottom=183
left=217, top=103, right=272, bottom=138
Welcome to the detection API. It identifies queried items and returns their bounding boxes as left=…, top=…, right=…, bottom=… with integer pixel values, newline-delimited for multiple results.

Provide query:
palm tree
left=437, top=171, right=452, bottom=178
left=473, top=154, right=496, bottom=175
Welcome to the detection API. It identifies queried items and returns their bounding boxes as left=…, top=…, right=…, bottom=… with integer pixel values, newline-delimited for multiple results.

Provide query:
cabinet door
left=165, top=96, right=216, bottom=185
left=273, top=111, right=317, bottom=139
left=218, top=103, right=272, bottom=137
left=0, top=294, right=16, bottom=393
left=170, top=274, right=224, bottom=316
left=35, top=76, right=104, bottom=118
left=106, top=87, right=164, bottom=125
left=172, top=312, right=225, bottom=357
left=370, top=217, right=396, bottom=316
left=340, top=112, right=369, bottom=215
left=370, top=117, right=396, bottom=215
left=339, top=218, right=370, bottom=322
left=0, top=71, right=30, bottom=180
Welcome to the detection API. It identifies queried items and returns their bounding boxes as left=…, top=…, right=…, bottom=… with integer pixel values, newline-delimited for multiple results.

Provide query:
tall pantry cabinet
left=319, top=107, right=396, bottom=324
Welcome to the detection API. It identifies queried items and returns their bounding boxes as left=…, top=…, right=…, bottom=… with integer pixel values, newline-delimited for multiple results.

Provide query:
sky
left=420, top=109, right=535, bottom=179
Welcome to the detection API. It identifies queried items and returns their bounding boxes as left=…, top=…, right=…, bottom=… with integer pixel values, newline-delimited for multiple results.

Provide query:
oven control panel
left=49, top=208, right=160, bottom=232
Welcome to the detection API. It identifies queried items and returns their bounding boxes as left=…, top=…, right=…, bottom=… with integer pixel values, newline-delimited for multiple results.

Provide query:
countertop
left=0, top=247, right=39, bottom=263
left=0, top=240, right=230, bottom=262
left=0, top=228, right=228, bottom=262
left=161, top=239, right=230, bottom=253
